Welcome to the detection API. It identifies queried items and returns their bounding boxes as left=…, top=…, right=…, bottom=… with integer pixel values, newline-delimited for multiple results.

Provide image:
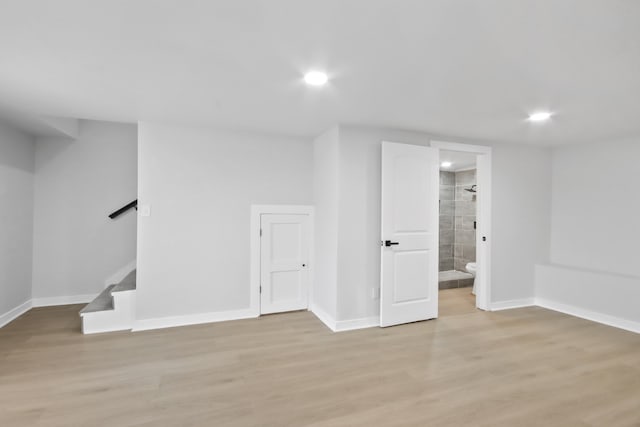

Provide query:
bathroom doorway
left=431, top=141, right=492, bottom=314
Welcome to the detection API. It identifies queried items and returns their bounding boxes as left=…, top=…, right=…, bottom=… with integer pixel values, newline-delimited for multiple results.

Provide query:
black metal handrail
left=108, top=200, right=137, bottom=219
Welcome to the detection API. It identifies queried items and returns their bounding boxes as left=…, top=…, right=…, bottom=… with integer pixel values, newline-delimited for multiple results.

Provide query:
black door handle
left=384, top=240, right=399, bottom=247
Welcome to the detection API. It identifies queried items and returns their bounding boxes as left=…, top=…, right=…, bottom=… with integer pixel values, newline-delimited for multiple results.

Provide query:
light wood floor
left=439, top=286, right=477, bottom=317
left=1, top=292, right=640, bottom=426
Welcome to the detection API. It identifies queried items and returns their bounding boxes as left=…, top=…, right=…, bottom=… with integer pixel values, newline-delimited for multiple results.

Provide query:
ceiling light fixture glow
left=441, top=161, right=452, bottom=168
left=528, top=111, right=552, bottom=122
left=304, top=71, right=328, bottom=86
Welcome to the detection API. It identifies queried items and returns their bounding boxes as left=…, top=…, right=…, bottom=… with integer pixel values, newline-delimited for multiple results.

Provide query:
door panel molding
left=380, top=141, right=439, bottom=327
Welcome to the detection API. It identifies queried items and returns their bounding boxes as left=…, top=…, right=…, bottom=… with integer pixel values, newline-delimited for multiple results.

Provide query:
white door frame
left=430, top=141, right=492, bottom=311
left=250, top=205, right=315, bottom=316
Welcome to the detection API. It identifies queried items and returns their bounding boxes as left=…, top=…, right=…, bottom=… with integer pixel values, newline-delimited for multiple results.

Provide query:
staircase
left=80, top=270, right=136, bottom=334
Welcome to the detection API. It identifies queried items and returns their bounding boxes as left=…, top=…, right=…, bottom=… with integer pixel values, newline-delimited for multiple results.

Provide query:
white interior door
left=260, top=214, right=310, bottom=314
left=380, top=141, right=439, bottom=327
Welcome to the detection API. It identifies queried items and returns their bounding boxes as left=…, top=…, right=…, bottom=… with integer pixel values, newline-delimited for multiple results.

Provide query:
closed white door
left=260, top=214, right=310, bottom=314
left=380, top=142, right=439, bottom=327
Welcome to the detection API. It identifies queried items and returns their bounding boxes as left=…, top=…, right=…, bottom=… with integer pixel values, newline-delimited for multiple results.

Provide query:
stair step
left=79, top=285, right=116, bottom=315
left=112, top=269, right=136, bottom=293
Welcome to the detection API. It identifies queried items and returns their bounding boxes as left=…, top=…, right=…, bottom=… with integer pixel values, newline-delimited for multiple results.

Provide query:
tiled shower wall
left=454, top=169, right=477, bottom=271
left=439, top=169, right=477, bottom=272
left=439, top=171, right=455, bottom=271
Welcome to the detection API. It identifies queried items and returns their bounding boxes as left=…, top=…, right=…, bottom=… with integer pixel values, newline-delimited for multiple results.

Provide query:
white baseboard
left=335, top=316, right=379, bottom=332
left=310, top=305, right=380, bottom=332
left=32, top=294, right=96, bottom=307
left=133, top=308, right=258, bottom=332
left=1, top=294, right=97, bottom=329
left=0, top=300, right=33, bottom=328
left=535, top=298, right=640, bottom=334
left=310, top=305, right=336, bottom=332
left=490, top=298, right=536, bottom=311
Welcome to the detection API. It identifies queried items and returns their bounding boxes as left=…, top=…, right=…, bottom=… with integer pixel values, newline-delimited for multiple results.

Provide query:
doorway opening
left=431, top=141, right=492, bottom=315
left=379, top=141, right=491, bottom=327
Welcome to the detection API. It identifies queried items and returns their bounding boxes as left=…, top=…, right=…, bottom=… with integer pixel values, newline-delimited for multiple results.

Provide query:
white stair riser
left=81, top=291, right=135, bottom=334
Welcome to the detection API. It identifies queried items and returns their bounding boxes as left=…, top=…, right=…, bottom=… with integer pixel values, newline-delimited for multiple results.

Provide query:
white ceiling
left=0, top=0, right=639, bottom=145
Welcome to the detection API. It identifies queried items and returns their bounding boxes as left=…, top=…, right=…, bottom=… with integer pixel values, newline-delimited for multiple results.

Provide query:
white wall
left=323, top=125, right=552, bottom=322
left=550, top=138, right=640, bottom=275
left=535, top=138, right=640, bottom=329
left=0, top=124, right=34, bottom=318
left=312, top=126, right=340, bottom=320
left=490, top=141, right=552, bottom=302
left=32, top=120, right=137, bottom=300
left=137, top=123, right=313, bottom=322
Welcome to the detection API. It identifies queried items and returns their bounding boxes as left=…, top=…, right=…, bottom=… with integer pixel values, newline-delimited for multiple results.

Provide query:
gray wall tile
left=454, top=244, right=463, bottom=257
left=439, top=258, right=454, bottom=271
left=439, top=279, right=459, bottom=290
left=440, top=185, right=454, bottom=201
left=440, top=201, right=455, bottom=216
left=462, top=216, right=476, bottom=230
left=459, top=278, right=474, bottom=288
left=439, top=215, right=453, bottom=230
left=455, top=229, right=475, bottom=244
left=454, top=216, right=463, bottom=230
left=440, top=171, right=455, bottom=185
left=440, top=229, right=454, bottom=245
left=455, top=169, right=476, bottom=185
left=463, top=244, right=476, bottom=262
left=440, top=169, right=477, bottom=272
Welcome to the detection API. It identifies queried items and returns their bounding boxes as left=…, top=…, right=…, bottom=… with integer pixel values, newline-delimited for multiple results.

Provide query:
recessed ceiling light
left=441, top=161, right=452, bottom=168
left=304, top=71, right=328, bottom=86
left=528, top=111, right=552, bottom=122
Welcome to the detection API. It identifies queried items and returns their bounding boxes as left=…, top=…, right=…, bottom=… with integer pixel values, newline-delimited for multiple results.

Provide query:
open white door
left=260, top=214, right=310, bottom=314
left=380, top=142, right=439, bottom=327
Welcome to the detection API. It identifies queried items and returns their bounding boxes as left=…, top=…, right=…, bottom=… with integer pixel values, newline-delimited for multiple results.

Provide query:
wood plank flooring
left=439, top=286, right=477, bottom=317
left=1, top=291, right=640, bottom=426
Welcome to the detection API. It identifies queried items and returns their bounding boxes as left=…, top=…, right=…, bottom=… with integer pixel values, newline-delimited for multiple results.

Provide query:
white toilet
left=465, top=262, right=477, bottom=294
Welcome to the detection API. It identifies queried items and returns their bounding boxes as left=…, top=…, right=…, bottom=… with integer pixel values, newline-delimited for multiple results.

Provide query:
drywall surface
left=312, top=126, right=340, bottom=319
left=489, top=141, right=552, bottom=302
left=32, top=120, right=138, bottom=299
left=535, top=138, right=640, bottom=328
left=137, top=122, right=313, bottom=321
left=0, top=124, right=35, bottom=317
left=550, top=138, right=640, bottom=276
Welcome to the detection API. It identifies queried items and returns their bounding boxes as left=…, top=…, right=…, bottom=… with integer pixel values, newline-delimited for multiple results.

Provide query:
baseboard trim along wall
left=0, top=300, right=33, bottom=328
left=309, top=305, right=337, bottom=332
left=1, top=294, right=97, bottom=328
left=489, top=298, right=536, bottom=311
left=4, top=292, right=639, bottom=336
left=310, top=304, right=380, bottom=332
left=535, top=298, right=640, bottom=334
left=32, top=294, right=96, bottom=307
left=535, top=263, right=640, bottom=335
left=334, top=316, right=380, bottom=332
left=133, top=308, right=258, bottom=332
